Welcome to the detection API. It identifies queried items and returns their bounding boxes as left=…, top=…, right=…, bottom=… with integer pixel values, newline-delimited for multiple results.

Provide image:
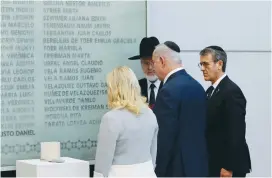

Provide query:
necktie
left=149, top=83, right=156, bottom=106
left=207, top=86, right=214, bottom=99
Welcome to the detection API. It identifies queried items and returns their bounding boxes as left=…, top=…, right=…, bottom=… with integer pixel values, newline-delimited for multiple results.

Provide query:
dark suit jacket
left=206, top=76, right=251, bottom=176
left=138, top=78, right=163, bottom=102
left=153, top=70, right=208, bottom=177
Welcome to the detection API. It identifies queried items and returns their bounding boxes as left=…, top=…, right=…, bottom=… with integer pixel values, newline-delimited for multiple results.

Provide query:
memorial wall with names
left=1, top=0, right=146, bottom=168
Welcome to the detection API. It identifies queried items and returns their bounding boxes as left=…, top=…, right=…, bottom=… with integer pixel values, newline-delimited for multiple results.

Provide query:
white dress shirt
left=147, top=79, right=161, bottom=101
left=211, top=73, right=227, bottom=96
left=163, top=67, right=184, bottom=84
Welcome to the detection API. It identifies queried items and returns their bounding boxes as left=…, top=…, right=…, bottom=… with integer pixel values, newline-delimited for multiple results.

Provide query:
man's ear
left=217, top=60, right=223, bottom=70
left=160, top=56, right=166, bottom=67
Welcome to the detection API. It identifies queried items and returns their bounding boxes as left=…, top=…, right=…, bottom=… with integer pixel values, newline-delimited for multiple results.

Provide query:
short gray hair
left=199, top=47, right=227, bottom=72
left=153, top=44, right=181, bottom=64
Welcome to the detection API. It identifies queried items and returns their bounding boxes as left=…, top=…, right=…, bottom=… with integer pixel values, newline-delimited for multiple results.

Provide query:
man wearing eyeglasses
left=199, top=46, right=251, bottom=177
left=129, top=37, right=163, bottom=109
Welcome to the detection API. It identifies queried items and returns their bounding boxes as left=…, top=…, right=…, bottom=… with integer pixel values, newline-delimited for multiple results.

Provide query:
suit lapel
left=207, top=76, right=229, bottom=101
left=142, top=79, right=148, bottom=101
left=209, top=87, right=220, bottom=100
left=139, top=78, right=148, bottom=101
left=206, top=76, right=230, bottom=126
left=212, top=87, right=220, bottom=98
left=159, top=81, right=163, bottom=90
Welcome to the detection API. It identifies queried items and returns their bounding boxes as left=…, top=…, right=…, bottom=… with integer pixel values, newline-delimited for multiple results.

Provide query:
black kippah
left=164, top=41, right=180, bottom=53
left=207, top=45, right=225, bottom=53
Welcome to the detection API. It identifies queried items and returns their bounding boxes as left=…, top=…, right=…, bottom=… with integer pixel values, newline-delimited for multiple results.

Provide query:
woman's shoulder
left=102, top=109, right=121, bottom=120
left=101, top=109, right=132, bottom=122
left=100, top=110, right=124, bottom=131
left=141, top=107, right=156, bottom=117
left=103, top=107, right=156, bottom=121
left=104, top=108, right=130, bottom=116
left=140, top=108, right=158, bottom=125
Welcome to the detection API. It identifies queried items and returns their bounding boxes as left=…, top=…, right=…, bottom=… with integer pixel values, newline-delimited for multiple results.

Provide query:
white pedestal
left=16, top=157, right=89, bottom=177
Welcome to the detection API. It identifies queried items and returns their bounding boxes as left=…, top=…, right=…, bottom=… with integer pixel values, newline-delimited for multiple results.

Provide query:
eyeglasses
left=198, top=61, right=215, bottom=69
left=141, top=61, right=154, bottom=67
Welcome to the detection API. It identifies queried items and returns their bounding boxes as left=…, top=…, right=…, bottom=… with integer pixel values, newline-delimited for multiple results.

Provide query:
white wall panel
left=148, top=1, right=271, bottom=51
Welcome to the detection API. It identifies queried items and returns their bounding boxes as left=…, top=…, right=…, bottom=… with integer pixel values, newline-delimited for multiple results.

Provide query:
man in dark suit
left=128, top=37, right=163, bottom=108
left=199, top=46, right=251, bottom=177
left=152, top=41, right=208, bottom=177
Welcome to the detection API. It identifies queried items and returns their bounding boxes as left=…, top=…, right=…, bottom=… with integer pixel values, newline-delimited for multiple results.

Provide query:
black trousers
left=233, top=172, right=247, bottom=177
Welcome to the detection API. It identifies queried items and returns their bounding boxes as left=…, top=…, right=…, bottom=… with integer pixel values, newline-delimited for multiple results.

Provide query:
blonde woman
left=93, top=66, right=158, bottom=177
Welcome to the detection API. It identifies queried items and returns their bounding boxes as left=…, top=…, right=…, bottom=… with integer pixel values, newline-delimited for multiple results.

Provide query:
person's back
left=152, top=41, right=208, bottom=177
left=110, top=108, right=157, bottom=165
left=154, top=70, right=208, bottom=177
left=94, top=66, right=158, bottom=177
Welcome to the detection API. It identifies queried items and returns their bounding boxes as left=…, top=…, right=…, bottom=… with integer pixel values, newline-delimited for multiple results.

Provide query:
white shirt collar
left=164, top=67, right=184, bottom=84
left=147, top=78, right=161, bottom=88
left=212, top=73, right=227, bottom=89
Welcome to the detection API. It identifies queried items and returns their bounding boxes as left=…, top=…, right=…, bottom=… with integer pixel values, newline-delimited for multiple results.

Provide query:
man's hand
left=220, top=168, right=233, bottom=177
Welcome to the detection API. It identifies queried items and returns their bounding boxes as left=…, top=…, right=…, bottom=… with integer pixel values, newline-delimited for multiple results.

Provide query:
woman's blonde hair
left=107, top=66, right=147, bottom=115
